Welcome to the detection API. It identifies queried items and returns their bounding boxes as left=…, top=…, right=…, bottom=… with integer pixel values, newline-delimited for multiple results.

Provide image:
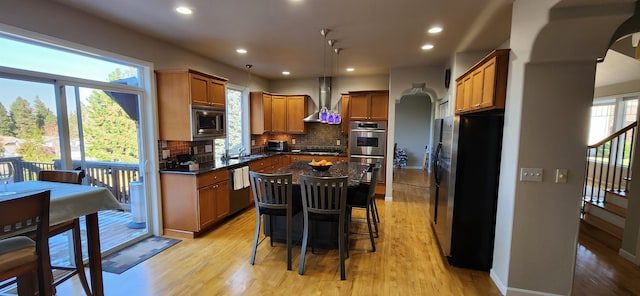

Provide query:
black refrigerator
left=429, top=112, right=504, bottom=271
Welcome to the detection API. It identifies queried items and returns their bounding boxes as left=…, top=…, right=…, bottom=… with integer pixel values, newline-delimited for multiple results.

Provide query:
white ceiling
left=53, top=0, right=513, bottom=79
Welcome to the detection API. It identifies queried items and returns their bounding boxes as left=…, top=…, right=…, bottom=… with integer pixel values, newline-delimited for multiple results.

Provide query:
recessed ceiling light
left=428, top=26, right=443, bottom=34
left=346, top=68, right=355, bottom=72
left=175, top=6, right=193, bottom=15
left=282, top=71, right=290, bottom=75
left=421, top=44, right=434, bottom=50
left=236, top=48, right=247, bottom=54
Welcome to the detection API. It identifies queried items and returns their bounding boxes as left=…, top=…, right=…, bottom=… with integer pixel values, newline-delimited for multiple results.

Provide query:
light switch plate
left=193, top=147, right=198, bottom=154
left=160, top=140, right=167, bottom=148
left=337, top=139, right=341, bottom=145
left=520, top=168, right=543, bottom=182
left=205, top=145, right=213, bottom=152
left=555, top=169, right=568, bottom=183
left=251, top=139, right=255, bottom=146
left=292, top=139, right=296, bottom=145
left=162, top=150, right=170, bottom=159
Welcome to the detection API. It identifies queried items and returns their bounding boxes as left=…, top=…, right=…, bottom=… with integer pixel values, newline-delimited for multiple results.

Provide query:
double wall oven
left=349, top=121, right=386, bottom=183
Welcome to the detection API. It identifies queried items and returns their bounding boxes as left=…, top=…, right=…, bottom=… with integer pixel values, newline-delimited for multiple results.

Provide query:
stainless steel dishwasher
left=228, top=165, right=251, bottom=214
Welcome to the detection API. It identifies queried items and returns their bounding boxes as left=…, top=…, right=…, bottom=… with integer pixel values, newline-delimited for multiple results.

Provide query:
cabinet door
left=271, top=96, right=287, bottom=132
left=190, top=73, right=210, bottom=106
left=369, top=92, right=389, bottom=120
left=462, top=76, right=473, bottom=112
left=455, top=80, right=465, bottom=114
left=471, top=68, right=484, bottom=110
left=209, top=79, right=226, bottom=108
left=341, top=95, right=350, bottom=135
left=198, top=185, right=216, bottom=229
left=286, top=96, right=306, bottom=134
left=263, top=94, right=272, bottom=132
left=480, top=57, right=497, bottom=109
left=349, top=94, right=370, bottom=120
left=214, top=180, right=229, bottom=220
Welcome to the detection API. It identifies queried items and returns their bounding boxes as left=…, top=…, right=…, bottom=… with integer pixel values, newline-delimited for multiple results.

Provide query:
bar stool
left=38, top=170, right=92, bottom=295
left=248, top=171, right=298, bottom=270
left=347, top=165, right=380, bottom=252
left=298, top=175, right=349, bottom=280
left=0, top=190, right=52, bottom=296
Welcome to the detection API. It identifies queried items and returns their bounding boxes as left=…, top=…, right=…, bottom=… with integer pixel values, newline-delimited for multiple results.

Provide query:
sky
left=0, top=36, right=136, bottom=111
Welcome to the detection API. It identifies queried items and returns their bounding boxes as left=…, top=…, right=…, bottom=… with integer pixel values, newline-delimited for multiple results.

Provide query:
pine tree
left=0, top=102, right=15, bottom=136
left=10, top=97, right=36, bottom=139
left=33, top=97, right=57, bottom=137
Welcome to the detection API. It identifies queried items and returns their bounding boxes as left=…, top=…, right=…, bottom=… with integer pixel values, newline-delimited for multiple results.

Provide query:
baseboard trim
left=619, top=247, right=637, bottom=264
left=490, top=269, right=507, bottom=295
left=505, top=287, right=565, bottom=296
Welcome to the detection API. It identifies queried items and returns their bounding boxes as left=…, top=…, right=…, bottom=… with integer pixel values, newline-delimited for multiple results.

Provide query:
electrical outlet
left=337, top=139, right=341, bottom=145
left=193, top=147, right=198, bottom=154
left=205, top=145, right=213, bottom=152
left=251, top=139, right=255, bottom=146
left=160, top=140, right=167, bottom=148
left=292, top=138, right=296, bottom=145
left=162, top=150, right=170, bottom=159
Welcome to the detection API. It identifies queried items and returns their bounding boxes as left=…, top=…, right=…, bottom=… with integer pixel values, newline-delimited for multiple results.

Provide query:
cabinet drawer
left=249, top=158, right=272, bottom=171
left=197, top=169, right=229, bottom=188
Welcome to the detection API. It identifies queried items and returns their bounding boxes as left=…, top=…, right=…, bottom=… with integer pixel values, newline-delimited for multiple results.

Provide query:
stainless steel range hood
left=303, top=77, right=332, bottom=122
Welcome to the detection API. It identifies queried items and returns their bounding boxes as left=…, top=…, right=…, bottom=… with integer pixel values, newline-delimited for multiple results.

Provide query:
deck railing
left=0, top=157, right=139, bottom=206
left=583, top=121, right=636, bottom=208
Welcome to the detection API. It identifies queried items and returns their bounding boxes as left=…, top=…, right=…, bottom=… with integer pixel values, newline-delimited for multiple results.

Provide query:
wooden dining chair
left=0, top=190, right=52, bottom=296
left=298, top=175, right=349, bottom=280
left=346, top=165, right=380, bottom=252
left=248, top=171, right=298, bottom=270
left=37, top=170, right=91, bottom=295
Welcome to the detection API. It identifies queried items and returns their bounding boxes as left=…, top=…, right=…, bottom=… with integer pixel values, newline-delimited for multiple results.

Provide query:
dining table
left=265, top=161, right=369, bottom=248
left=2, top=180, right=123, bottom=296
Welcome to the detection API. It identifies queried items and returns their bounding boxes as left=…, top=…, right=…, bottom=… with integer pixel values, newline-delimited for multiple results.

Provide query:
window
left=215, top=86, right=249, bottom=156
left=588, top=100, right=615, bottom=144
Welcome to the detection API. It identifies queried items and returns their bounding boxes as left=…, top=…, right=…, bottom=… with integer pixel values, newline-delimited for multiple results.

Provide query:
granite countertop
left=159, top=151, right=349, bottom=175
left=272, top=161, right=369, bottom=187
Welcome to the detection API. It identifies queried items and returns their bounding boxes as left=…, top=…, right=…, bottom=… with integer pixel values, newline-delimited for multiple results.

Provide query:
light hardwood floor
left=53, top=169, right=640, bottom=295
left=57, top=168, right=500, bottom=295
left=57, top=168, right=640, bottom=295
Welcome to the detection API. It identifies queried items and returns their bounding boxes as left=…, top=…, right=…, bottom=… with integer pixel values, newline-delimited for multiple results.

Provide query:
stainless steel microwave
left=191, top=106, right=225, bottom=139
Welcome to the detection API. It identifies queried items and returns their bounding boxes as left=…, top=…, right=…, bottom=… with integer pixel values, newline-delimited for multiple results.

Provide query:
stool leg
left=250, top=211, right=261, bottom=265
left=72, top=220, right=92, bottom=296
left=286, top=212, right=292, bottom=270
left=366, top=207, right=376, bottom=252
left=298, top=213, right=309, bottom=275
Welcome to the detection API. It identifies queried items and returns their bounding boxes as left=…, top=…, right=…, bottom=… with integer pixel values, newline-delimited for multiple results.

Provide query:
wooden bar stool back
left=37, top=170, right=92, bottom=295
left=298, top=175, right=349, bottom=280
left=0, top=190, right=52, bottom=296
left=249, top=171, right=298, bottom=270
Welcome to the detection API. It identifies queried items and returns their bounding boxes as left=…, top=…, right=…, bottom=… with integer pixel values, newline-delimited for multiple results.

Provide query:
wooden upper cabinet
left=454, top=49, right=509, bottom=115
left=369, top=92, right=389, bottom=120
left=209, top=79, right=226, bottom=108
left=189, top=72, right=227, bottom=108
left=286, top=95, right=307, bottom=134
left=250, top=92, right=272, bottom=135
left=341, top=94, right=350, bottom=135
left=156, top=69, right=228, bottom=141
left=455, top=80, right=465, bottom=113
left=348, top=91, right=389, bottom=121
left=271, top=95, right=287, bottom=133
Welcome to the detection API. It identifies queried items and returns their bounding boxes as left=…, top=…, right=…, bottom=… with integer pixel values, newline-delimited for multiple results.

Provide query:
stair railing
left=583, top=121, right=636, bottom=209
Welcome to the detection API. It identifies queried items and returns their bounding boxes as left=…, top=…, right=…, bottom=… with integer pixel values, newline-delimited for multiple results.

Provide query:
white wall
left=394, top=96, right=432, bottom=168
left=492, top=1, right=636, bottom=295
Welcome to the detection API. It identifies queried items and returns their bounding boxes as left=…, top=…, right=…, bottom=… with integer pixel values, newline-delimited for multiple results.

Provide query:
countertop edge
left=159, top=151, right=348, bottom=175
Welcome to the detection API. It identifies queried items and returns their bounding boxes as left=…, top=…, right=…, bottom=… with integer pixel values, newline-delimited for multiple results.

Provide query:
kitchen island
left=264, top=161, right=369, bottom=248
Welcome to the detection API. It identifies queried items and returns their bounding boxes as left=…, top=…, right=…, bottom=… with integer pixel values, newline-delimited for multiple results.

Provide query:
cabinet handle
left=475, top=104, right=480, bottom=107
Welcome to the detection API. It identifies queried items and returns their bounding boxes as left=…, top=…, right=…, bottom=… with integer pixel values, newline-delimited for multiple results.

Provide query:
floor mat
left=101, top=236, right=180, bottom=274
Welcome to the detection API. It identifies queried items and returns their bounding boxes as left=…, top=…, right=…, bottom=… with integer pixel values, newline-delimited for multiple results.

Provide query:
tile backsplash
left=251, top=123, right=348, bottom=153
left=157, top=139, right=216, bottom=169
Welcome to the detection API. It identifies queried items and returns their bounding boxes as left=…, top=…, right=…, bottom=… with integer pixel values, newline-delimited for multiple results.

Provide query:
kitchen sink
left=229, top=154, right=266, bottom=160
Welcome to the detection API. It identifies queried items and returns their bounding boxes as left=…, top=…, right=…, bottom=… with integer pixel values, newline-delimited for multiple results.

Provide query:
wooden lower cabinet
left=161, top=169, right=229, bottom=238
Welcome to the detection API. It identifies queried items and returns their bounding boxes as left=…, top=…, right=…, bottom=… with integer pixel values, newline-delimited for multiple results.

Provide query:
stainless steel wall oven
left=349, top=121, right=387, bottom=183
